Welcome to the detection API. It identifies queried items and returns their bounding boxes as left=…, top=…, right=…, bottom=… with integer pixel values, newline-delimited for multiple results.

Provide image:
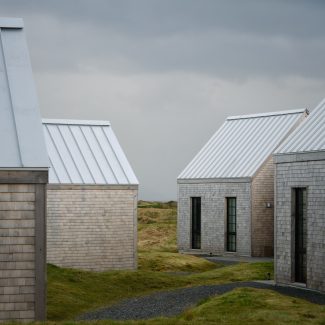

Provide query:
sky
left=1, top=0, right=325, bottom=201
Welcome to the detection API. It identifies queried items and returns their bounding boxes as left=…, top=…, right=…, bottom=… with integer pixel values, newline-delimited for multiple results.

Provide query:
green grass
left=35, top=200, right=325, bottom=324
left=47, top=201, right=275, bottom=322
left=47, top=261, right=274, bottom=321
left=138, top=251, right=220, bottom=272
left=102, top=287, right=324, bottom=325
left=137, top=201, right=218, bottom=272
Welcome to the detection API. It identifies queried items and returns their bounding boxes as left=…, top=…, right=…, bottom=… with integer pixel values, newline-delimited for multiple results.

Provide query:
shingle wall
left=178, top=182, right=251, bottom=256
left=0, top=184, right=36, bottom=323
left=275, top=160, right=325, bottom=292
left=47, top=188, right=137, bottom=272
left=251, top=157, right=275, bottom=256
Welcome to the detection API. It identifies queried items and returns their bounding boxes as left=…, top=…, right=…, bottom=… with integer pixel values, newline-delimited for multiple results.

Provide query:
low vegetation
left=47, top=261, right=274, bottom=321
left=137, top=200, right=217, bottom=272
left=62, top=287, right=324, bottom=325
left=41, top=201, right=323, bottom=324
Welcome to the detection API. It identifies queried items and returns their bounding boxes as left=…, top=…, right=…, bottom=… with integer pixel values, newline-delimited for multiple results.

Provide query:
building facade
left=0, top=18, right=49, bottom=322
left=274, top=98, right=325, bottom=292
left=42, top=119, right=139, bottom=272
left=178, top=109, right=308, bottom=257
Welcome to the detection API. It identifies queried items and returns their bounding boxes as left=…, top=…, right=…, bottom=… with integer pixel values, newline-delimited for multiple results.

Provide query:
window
left=191, top=197, right=201, bottom=249
left=227, top=198, right=236, bottom=252
left=295, top=188, right=307, bottom=283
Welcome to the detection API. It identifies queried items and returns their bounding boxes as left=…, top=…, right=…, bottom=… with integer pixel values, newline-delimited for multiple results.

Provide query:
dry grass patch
left=138, top=223, right=177, bottom=252
left=138, top=251, right=217, bottom=273
left=137, top=201, right=217, bottom=272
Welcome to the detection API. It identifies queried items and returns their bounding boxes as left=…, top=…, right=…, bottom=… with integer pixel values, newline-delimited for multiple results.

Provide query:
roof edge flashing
left=177, top=177, right=252, bottom=184
left=0, top=18, right=24, bottom=28
left=274, top=149, right=325, bottom=156
left=42, top=118, right=110, bottom=126
left=274, top=150, right=325, bottom=164
left=0, top=167, right=49, bottom=171
left=227, top=108, right=308, bottom=121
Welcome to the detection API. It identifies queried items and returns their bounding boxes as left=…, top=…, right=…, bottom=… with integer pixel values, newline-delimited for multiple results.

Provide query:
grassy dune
left=47, top=262, right=274, bottom=321
left=42, top=200, right=324, bottom=324
left=137, top=200, right=217, bottom=272
left=64, top=287, right=324, bottom=325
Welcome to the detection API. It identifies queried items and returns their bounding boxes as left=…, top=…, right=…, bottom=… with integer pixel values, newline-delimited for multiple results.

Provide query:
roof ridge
left=227, top=108, right=308, bottom=121
left=42, top=118, right=110, bottom=126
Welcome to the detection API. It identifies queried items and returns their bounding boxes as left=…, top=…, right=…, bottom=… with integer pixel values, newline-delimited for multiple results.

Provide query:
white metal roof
left=178, top=109, right=307, bottom=180
left=274, top=98, right=325, bottom=155
left=42, top=119, right=139, bottom=185
left=0, top=18, right=49, bottom=169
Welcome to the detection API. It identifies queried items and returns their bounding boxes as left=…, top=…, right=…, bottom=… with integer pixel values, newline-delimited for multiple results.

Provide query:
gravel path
left=205, top=259, right=240, bottom=266
left=77, top=282, right=325, bottom=321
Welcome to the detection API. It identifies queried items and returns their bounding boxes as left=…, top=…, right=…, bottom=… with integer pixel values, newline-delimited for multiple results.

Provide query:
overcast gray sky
left=2, top=0, right=325, bottom=200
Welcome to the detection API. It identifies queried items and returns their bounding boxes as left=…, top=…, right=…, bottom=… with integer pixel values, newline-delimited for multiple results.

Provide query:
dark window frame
left=295, top=188, right=307, bottom=284
left=191, top=197, right=201, bottom=249
left=227, top=197, right=236, bottom=252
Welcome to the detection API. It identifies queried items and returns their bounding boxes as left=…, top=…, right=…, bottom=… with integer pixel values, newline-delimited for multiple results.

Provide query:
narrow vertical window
left=227, top=198, right=236, bottom=252
left=295, top=188, right=307, bottom=283
left=191, top=197, right=201, bottom=249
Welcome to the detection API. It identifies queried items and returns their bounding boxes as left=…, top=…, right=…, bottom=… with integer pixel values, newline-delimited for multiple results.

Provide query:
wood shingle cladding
left=47, top=186, right=138, bottom=271
left=274, top=98, right=325, bottom=292
left=178, top=109, right=308, bottom=256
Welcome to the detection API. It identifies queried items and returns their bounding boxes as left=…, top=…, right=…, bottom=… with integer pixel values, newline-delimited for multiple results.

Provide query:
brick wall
left=178, top=182, right=251, bottom=256
left=251, top=157, right=275, bottom=256
left=275, top=160, right=325, bottom=292
left=47, top=187, right=137, bottom=272
left=0, top=184, right=36, bottom=323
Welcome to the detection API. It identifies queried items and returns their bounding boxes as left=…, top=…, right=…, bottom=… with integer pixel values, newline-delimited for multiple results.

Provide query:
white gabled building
left=274, top=98, right=325, bottom=292
left=0, top=18, right=49, bottom=322
left=177, top=109, right=308, bottom=257
left=42, top=119, right=139, bottom=272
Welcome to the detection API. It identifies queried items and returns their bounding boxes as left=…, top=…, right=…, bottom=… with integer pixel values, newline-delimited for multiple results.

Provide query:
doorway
left=191, top=197, right=201, bottom=249
left=295, top=188, right=307, bottom=283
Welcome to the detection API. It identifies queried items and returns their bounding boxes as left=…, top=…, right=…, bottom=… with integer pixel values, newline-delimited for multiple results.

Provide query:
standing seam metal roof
left=274, top=98, right=325, bottom=155
left=178, top=109, right=307, bottom=179
left=42, top=119, right=138, bottom=185
left=0, top=18, right=49, bottom=169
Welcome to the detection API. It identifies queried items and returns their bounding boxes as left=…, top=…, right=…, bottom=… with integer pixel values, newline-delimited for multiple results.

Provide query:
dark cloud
left=1, top=0, right=324, bottom=200
left=1, top=0, right=325, bottom=79
left=3, top=0, right=325, bottom=39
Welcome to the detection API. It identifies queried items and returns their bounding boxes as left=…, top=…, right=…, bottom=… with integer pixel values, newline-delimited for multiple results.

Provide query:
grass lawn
left=47, top=262, right=274, bottom=322
left=137, top=200, right=217, bottom=273
left=60, top=287, right=325, bottom=325
left=41, top=201, right=324, bottom=323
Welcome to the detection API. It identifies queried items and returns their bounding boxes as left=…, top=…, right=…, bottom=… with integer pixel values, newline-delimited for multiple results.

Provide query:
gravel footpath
left=194, top=255, right=242, bottom=266
left=205, top=259, right=240, bottom=266
left=77, top=282, right=325, bottom=321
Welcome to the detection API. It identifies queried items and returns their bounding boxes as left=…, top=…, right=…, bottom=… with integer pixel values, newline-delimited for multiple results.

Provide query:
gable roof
left=42, top=119, right=138, bottom=185
left=0, top=18, right=49, bottom=169
left=274, top=98, right=325, bottom=156
left=178, top=109, right=307, bottom=180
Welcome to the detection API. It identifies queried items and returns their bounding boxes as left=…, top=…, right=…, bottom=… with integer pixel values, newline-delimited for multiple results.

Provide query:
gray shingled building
left=42, top=119, right=139, bottom=272
left=0, top=18, right=49, bottom=322
left=273, top=98, right=325, bottom=292
left=177, top=109, right=308, bottom=257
